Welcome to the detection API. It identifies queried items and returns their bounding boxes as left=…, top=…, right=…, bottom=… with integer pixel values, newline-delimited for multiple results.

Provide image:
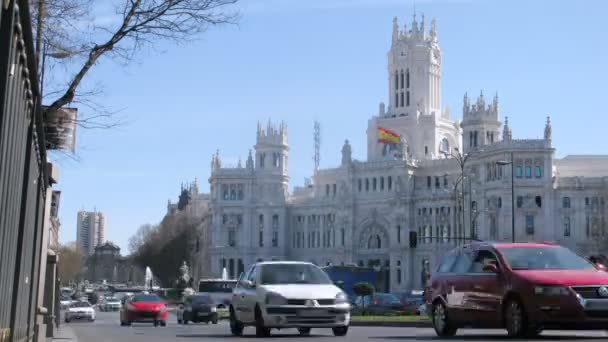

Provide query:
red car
left=120, top=293, right=168, bottom=327
left=427, top=241, right=608, bottom=338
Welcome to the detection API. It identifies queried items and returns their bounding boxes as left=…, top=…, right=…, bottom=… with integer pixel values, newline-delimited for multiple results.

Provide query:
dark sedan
left=180, top=293, right=218, bottom=324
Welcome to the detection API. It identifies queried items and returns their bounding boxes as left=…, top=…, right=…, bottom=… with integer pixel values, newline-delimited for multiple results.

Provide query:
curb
left=350, top=320, right=432, bottom=328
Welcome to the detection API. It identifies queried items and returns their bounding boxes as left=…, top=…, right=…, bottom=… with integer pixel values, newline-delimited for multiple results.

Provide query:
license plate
left=298, top=309, right=326, bottom=317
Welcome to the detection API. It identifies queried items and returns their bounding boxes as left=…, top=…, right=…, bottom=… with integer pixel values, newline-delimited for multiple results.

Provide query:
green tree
left=353, top=282, right=374, bottom=315
left=57, top=242, right=85, bottom=285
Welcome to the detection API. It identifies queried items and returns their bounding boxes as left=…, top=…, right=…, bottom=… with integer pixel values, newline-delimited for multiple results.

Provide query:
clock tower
left=387, top=14, right=441, bottom=117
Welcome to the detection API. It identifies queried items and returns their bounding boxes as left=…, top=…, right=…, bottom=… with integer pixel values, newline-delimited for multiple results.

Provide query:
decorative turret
left=341, top=139, right=352, bottom=166
left=544, top=116, right=552, bottom=141
left=503, top=116, right=512, bottom=141
left=392, top=17, right=399, bottom=45
left=387, top=14, right=442, bottom=116
left=255, top=119, right=289, bottom=175
left=461, top=91, right=501, bottom=153
left=246, top=149, right=254, bottom=169
left=211, top=150, right=221, bottom=171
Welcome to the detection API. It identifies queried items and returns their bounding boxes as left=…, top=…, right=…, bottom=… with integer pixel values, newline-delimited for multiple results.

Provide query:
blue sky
left=53, top=0, right=608, bottom=252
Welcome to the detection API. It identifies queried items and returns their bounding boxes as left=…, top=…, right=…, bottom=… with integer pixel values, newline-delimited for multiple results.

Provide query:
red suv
left=427, top=241, right=608, bottom=337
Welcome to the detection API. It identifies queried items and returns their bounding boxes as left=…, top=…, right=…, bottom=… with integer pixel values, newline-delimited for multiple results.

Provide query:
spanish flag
left=378, top=127, right=400, bottom=144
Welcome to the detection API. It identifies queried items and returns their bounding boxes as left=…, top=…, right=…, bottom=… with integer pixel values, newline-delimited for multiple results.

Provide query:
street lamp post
left=497, top=152, right=515, bottom=242
left=442, top=149, right=473, bottom=245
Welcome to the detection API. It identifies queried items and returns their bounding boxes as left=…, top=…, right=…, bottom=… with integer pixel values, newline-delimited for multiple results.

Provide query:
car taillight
left=373, top=300, right=378, bottom=305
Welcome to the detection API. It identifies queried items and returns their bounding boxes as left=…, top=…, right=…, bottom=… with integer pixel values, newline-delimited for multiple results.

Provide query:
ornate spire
left=392, top=16, right=399, bottom=44
left=503, top=116, right=512, bottom=141
left=411, top=13, right=418, bottom=33
left=544, top=116, right=552, bottom=141
left=420, top=14, right=425, bottom=36
left=238, top=157, right=242, bottom=168
left=341, top=139, right=352, bottom=166
left=492, top=92, right=499, bottom=114
left=430, top=17, right=437, bottom=39
left=463, top=92, right=469, bottom=114
left=246, top=149, right=254, bottom=169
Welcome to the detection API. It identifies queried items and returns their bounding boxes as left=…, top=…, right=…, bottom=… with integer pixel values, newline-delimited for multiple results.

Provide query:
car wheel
left=154, top=320, right=159, bottom=327
left=229, top=307, right=244, bottom=336
left=332, top=326, right=348, bottom=336
left=211, top=313, right=219, bottom=324
left=432, top=301, right=457, bottom=337
left=177, top=319, right=182, bottom=324
left=255, top=305, right=271, bottom=338
left=65, top=319, right=70, bottom=323
left=298, top=327, right=311, bottom=336
left=160, top=321, right=167, bottom=327
left=183, top=319, right=189, bottom=325
left=504, top=298, right=529, bottom=337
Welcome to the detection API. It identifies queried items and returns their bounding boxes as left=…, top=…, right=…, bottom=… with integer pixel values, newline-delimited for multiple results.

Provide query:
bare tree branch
left=45, top=0, right=239, bottom=122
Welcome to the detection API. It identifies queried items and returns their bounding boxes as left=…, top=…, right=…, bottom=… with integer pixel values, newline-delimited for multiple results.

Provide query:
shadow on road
left=372, top=335, right=607, bottom=341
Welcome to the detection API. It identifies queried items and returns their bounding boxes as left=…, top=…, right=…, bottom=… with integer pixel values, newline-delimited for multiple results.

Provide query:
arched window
left=395, top=92, right=399, bottom=107
left=400, top=92, right=404, bottom=107
left=373, top=178, right=377, bottom=191
left=388, top=176, right=392, bottom=190
left=563, top=197, right=571, bottom=208
left=365, top=178, right=369, bottom=192
left=258, top=214, right=264, bottom=247
left=440, top=138, right=450, bottom=154
left=406, top=91, right=410, bottom=106
left=400, top=70, right=404, bottom=89
left=406, top=69, right=410, bottom=88
left=564, top=217, right=571, bottom=237
left=395, top=72, right=399, bottom=90
left=380, top=177, right=384, bottom=190
left=367, top=234, right=381, bottom=249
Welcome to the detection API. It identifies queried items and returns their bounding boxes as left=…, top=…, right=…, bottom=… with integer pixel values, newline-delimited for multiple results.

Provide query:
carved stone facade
left=201, top=15, right=608, bottom=292
left=86, top=242, right=144, bottom=285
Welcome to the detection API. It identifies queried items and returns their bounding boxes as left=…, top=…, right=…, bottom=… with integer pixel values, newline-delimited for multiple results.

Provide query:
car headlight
left=210, top=306, right=217, bottom=312
left=265, top=292, right=287, bottom=306
left=534, top=285, right=570, bottom=296
left=335, top=292, right=349, bottom=304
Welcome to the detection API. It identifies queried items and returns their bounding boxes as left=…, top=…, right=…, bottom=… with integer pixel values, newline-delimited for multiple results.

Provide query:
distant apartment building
left=76, top=210, right=105, bottom=255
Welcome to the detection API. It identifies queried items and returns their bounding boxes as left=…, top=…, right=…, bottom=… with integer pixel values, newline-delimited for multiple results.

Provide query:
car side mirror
left=596, top=263, right=607, bottom=271
left=482, top=264, right=499, bottom=273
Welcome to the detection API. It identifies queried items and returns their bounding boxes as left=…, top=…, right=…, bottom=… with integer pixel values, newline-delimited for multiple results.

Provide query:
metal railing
left=0, top=1, right=49, bottom=342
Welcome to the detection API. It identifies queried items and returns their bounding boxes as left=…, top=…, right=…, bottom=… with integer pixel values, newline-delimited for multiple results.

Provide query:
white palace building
left=193, top=15, right=608, bottom=292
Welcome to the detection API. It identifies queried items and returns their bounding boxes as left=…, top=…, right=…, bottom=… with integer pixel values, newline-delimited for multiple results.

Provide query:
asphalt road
left=63, top=311, right=608, bottom=342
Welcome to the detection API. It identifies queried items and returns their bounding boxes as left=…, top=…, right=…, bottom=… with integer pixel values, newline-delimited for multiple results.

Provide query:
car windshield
left=71, top=302, right=90, bottom=308
left=191, top=295, right=213, bottom=305
left=499, top=246, right=597, bottom=270
left=259, top=264, right=333, bottom=285
left=130, top=294, right=162, bottom=302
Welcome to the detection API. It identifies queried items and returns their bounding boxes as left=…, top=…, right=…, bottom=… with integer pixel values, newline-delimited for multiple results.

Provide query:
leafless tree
left=32, top=0, right=239, bottom=129
left=57, top=242, right=86, bottom=284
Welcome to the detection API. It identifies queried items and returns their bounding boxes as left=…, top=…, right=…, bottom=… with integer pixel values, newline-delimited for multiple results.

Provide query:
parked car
left=179, top=293, right=218, bottom=324
left=230, top=261, right=351, bottom=337
left=352, top=293, right=406, bottom=315
left=119, top=293, right=168, bottom=327
left=65, top=301, right=95, bottom=322
left=60, top=297, right=73, bottom=310
left=427, top=241, right=608, bottom=338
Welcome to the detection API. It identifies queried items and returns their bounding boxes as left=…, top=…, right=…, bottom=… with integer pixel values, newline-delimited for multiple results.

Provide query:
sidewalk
left=46, top=324, right=78, bottom=342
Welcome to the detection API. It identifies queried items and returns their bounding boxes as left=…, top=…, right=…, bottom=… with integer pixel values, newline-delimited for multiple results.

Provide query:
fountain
left=145, top=266, right=153, bottom=290
left=221, top=267, right=228, bottom=280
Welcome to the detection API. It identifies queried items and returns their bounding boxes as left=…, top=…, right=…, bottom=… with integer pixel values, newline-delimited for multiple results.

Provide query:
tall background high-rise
left=76, top=210, right=105, bottom=255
